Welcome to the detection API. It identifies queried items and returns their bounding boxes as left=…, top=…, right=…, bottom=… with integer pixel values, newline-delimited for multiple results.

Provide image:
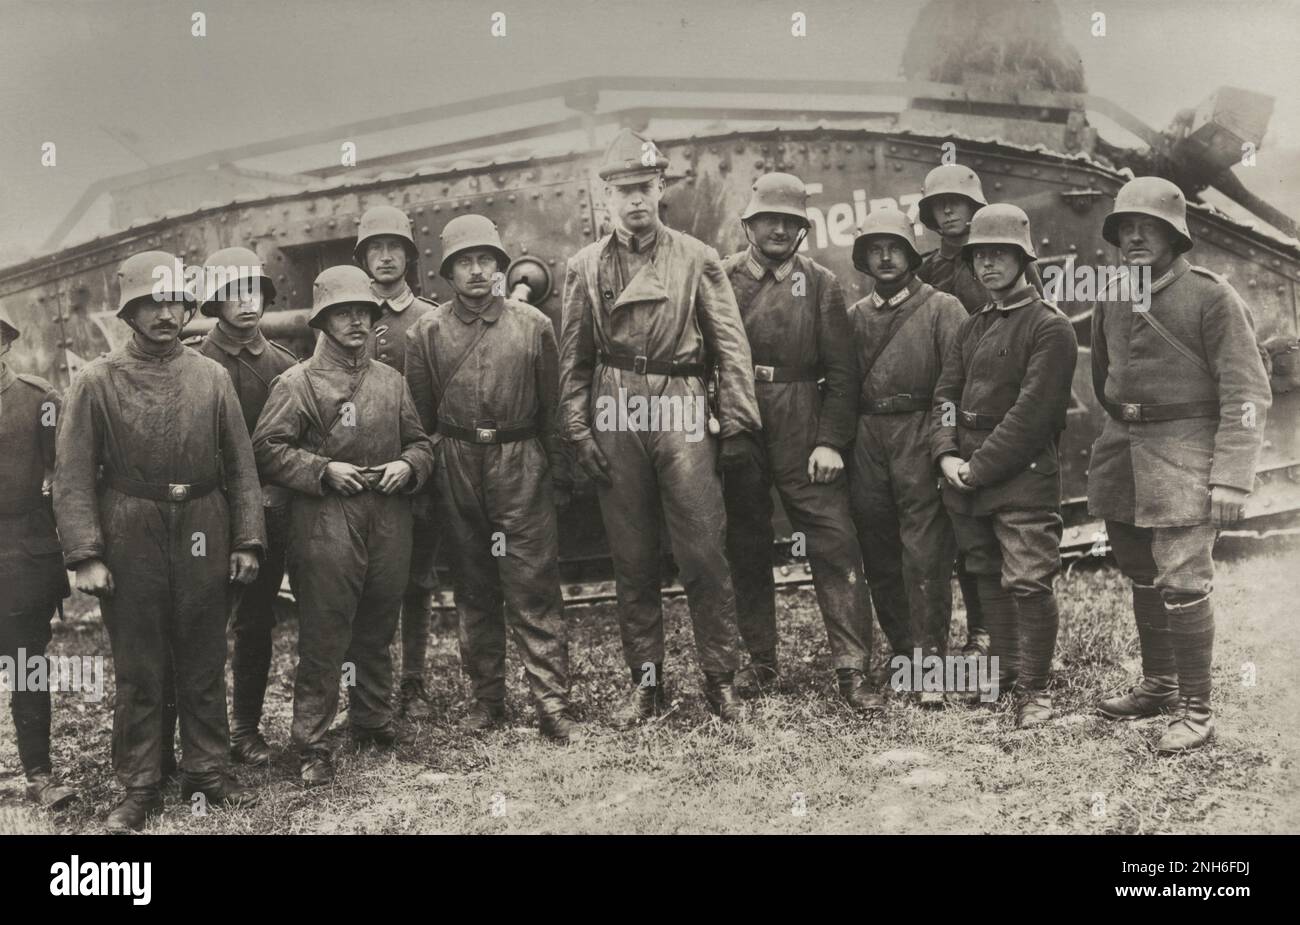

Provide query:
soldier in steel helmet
left=405, top=214, right=575, bottom=743
left=354, top=205, right=442, bottom=723
left=558, top=128, right=762, bottom=725
left=252, top=265, right=435, bottom=785
left=1090, top=177, right=1270, bottom=753
left=930, top=205, right=1078, bottom=728
left=719, top=172, right=879, bottom=712
left=847, top=208, right=967, bottom=706
left=54, top=251, right=266, bottom=831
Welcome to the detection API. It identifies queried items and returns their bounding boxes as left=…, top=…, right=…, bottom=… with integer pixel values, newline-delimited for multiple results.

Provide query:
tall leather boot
left=837, top=668, right=885, bottom=714
left=1098, top=583, right=1179, bottom=719
left=400, top=591, right=433, bottom=721
left=869, top=576, right=913, bottom=658
left=105, top=787, right=163, bottom=833
left=975, top=576, right=1019, bottom=700
left=1013, top=591, right=1059, bottom=728
left=610, top=663, right=665, bottom=729
left=957, top=556, right=989, bottom=655
left=735, top=648, right=779, bottom=698
left=702, top=672, right=745, bottom=723
left=1158, top=594, right=1215, bottom=753
left=914, top=577, right=953, bottom=707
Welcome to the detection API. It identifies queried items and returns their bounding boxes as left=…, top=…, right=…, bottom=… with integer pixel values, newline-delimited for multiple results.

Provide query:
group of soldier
left=0, top=128, right=1271, bottom=832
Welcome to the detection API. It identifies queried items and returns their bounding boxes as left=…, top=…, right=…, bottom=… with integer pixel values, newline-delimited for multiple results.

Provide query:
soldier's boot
left=160, top=745, right=179, bottom=786
left=400, top=592, right=433, bottom=721
left=230, top=727, right=274, bottom=767
left=181, top=773, right=260, bottom=809
left=300, top=749, right=335, bottom=787
left=975, top=576, right=1020, bottom=703
left=610, top=664, right=665, bottom=729
left=105, top=787, right=163, bottom=833
left=1157, top=593, right=1216, bottom=754
left=702, top=672, right=745, bottom=723
left=538, top=706, right=583, bottom=744
left=25, top=772, right=77, bottom=810
left=458, top=699, right=506, bottom=735
left=735, top=649, right=779, bottom=698
left=957, top=560, right=989, bottom=656
left=1013, top=592, right=1059, bottom=729
left=352, top=720, right=417, bottom=750
left=1098, top=583, right=1181, bottom=719
left=399, top=678, right=434, bottom=722
left=836, top=668, right=886, bottom=714
left=915, top=578, right=953, bottom=708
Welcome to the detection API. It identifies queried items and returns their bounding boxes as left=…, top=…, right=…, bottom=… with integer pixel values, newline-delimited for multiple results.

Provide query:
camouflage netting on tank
left=902, top=0, right=1086, bottom=94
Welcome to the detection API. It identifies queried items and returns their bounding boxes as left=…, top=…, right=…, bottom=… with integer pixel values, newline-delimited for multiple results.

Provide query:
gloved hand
left=718, top=432, right=763, bottom=473
left=573, top=437, right=612, bottom=486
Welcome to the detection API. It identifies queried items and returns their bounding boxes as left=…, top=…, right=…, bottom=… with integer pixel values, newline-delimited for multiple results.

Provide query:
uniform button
left=1030, top=462, right=1037, bottom=470
left=379, top=338, right=388, bottom=345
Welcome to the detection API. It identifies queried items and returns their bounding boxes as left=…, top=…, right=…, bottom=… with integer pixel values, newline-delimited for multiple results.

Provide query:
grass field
left=2, top=543, right=1298, bottom=834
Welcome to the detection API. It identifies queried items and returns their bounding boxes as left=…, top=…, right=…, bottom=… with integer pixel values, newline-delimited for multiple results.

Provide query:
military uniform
left=0, top=365, right=68, bottom=787
left=849, top=279, right=966, bottom=663
left=406, top=293, right=569, bottom=723
left=721, top=248, right=872, bottom=675
left=252, top=317, right=435, bottom=760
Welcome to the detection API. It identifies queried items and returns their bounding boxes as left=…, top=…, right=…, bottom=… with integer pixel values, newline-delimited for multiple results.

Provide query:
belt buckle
left=754, top=364, right=775, bottom=382
left=168, top=483, right=190, bottom=501
left=1121, top=403, right=1142, bottom=422
left=475, top=427, right=497, bottom=444
left=960, top=410, right=976, bottom=426
left=633, top=355, right=648, bottom=375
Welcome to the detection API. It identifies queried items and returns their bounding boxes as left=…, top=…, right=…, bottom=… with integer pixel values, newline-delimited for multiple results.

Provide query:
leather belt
left=599, top=352, right=706, bottom=377
left=861, top=394, right=931, bottom=414
left=438, top=418, right=538, bottom=445
left=753, top=364, right=818, bottom=383
left=958, top=409, right=1003, bottom=431
left=1105, top=399, right=1219, bottom=423
left=105, top=472, right=219, bottom=502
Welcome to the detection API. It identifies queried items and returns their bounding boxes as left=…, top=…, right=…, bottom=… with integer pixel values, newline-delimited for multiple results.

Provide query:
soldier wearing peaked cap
left=1090, top=177, right=1271, bottom=753
left=354, top=204, right=441, bottom=723
left=54, top=251, right=266, bottom=831
left=558, top=128, right=762, bottom=725
left=252, top=266, right=435, bottom=785
left=0, top=306, right=77, bottom=811
left=719, top=172, right=881, bottom=712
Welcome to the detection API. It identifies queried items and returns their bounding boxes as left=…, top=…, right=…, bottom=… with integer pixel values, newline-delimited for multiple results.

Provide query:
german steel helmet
left=917, top=164, right=989, bottom=232
left=962, top=204, right=1038, bottom=262
left=0, top=305, right=19, bottom=342
left=438, top=214, right=510, bottom=280
left=308, top=265, right=381, bottom=329
left=1102, top=176, right=1193, bottom=254
left=852, top=209, right=923, bottom=272
left=741, top=172, right=810, bottom=224
left=116, top=250, right=191, bottom=319
left=353, top=205, right=419, bottom=266
left=199, top=246, right=277, bottom=317
left=598, top=128, right=669, bottom=185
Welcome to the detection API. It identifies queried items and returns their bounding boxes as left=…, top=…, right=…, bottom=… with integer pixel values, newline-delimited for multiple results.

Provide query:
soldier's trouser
left=724, top=434, right=872, bottom=671
left=288, top=491, right=411, bottom=753
left=851, top=413, right=956, bottom=660
left=401, top=496, right=440, bottom=682
left=955, top=555, right=985, bottom=641
left=98, top=488, right=233, bottom=788
left=593, top=411, right=742, bottom=676
left=436, top=437, right=568, bottom=714
left=0, top=549, right=64, bottom=776
left=1106, top=520, right=1217, bottom=698
left=230, top=503, right=289, bottom=736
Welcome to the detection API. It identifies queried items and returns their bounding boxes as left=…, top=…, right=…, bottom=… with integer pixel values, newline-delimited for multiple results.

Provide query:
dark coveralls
left=559, top=225, right=762, bottom=676
left=848, top=280, right=967, bottom=659
left=198, top=325, right=297, bottom=739
left=252, top=333, right=434, bottom=753
left=0, top=367, right=67, bottom=777
left=931, top=285, right=1077, bottom=683
left=405, top=296, right=568, bottom=714
left=368, top=285, right=440, bottom=681
left=720, top=249, right=872, bottom=671
left=54, top=339, right=265, bottom=788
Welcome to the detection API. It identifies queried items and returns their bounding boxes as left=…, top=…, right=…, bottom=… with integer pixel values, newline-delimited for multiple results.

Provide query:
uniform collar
left=0, top=363, right=12, bottom=393
left=209, top=322, right=267, bottom=357
left=613, top=224, right=660, bottom=254
left=744, top=246, right=796, bottom=282
left=984, top=280, right=1037, bottom=314
left=451, top=295, right=505, bottom=325
left=869, top=279, right=915, bottom=310
left=373, top=282, right=415, bottom=313
left=126, top=336, right=184, bottom=362
left=1150, top=257, right=1189, bottom=296
left=314, top=331, right=369, bottom=370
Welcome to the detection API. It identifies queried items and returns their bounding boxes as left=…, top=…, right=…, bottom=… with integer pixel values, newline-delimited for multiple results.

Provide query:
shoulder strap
left=1137, top=311, right=1212, bottom=378
left=301, top=363, right=371, bottom=456
left=437, top=320, right=493, bottom=398
left=862, top=294, right=926, bottom=380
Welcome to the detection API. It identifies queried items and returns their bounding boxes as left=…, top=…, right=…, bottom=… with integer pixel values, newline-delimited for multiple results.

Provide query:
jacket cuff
left=63, top=544, right=103, bottom=568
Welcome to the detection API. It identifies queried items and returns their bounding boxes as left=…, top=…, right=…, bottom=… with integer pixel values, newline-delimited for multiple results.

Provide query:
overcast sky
left=2, top=0, right=1298, bottom=259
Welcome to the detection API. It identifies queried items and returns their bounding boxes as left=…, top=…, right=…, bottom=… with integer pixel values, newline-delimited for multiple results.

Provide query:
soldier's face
left=931, top=195, right=976, bottom=237
left=747, top=214, right=806, bottom=261
left=862, top=237, right=911, bottom=283
left=971, top=245, right=1023, bottom=293
left=216, top=287, right=265, bottom=331
left=450, top=250, right=500, bottom=300
left=132, top=300, right=186, bottom=344
left=606, top=178, right=663, bottom=232
left=365, top=237, right=408, bottom=284
left=323, top=304, right=373, bottom=348
left=1117, top=217, right=1176, bottom=274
